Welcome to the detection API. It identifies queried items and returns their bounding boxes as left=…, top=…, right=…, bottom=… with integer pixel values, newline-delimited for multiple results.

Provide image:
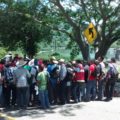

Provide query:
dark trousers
left=105, top=79, right=116, bottom=99
left=29, top=83, right=37, bottom=105
left=17, top=87, right=29, bottom=108
left=65, top=85, right=71, bottom=103
left=3, top=83, right=16, bottom=107
left=72, top=82, right=79, bottom=102
left=48, top=83, right=58, bottom=104
left=58, top=81, right=66, bottom=104
left=97, top=79, right=105, bottom=100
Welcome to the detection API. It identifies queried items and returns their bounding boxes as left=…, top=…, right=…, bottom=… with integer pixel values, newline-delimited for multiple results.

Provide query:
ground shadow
left=1, top=103, right=85, bottom=119
left=58, top=103, right=85, bottom=116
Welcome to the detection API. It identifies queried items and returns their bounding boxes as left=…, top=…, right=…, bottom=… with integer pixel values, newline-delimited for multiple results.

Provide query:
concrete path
left=1, top=98, right=120, bottom=120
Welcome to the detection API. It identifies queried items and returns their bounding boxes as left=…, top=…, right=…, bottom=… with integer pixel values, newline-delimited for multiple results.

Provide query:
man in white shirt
left=96, top=56, right=106, bottom=101
left=105, top=58, right=118, bottom=101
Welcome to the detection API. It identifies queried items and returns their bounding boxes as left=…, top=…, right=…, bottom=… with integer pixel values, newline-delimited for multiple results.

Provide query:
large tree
left=48, top=0, right=120, bottom=60
left=0, top=0, right=52, bottom=58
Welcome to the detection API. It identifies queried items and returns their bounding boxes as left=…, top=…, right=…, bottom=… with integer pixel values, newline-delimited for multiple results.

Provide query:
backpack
left=4, top=67, right=14, bottom=83
left=91, top=65, right=97, bottom=77
left=33, top=66, right=38, bottom=80
left=50, top=64, right=59, bottom=78
left=64, top=68, right=73, bottom=82
left=110, top=65, right=119, bottom=79
left=28, top=66, right=38, bottom=85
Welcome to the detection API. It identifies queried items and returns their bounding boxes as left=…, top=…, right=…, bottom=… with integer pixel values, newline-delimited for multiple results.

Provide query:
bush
left=0, top=47, right=7, bottom=59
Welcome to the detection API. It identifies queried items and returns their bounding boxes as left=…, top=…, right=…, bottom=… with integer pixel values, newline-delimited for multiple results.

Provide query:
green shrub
left=0, top=47, right=7, bottom=59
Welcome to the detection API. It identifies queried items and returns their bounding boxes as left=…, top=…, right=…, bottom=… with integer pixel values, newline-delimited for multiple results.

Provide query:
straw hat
left=16, top=60, right=27, bottom=67
left=28, top=59, right=35, bottom=67
left=8, top=51, right=12, bottom=55
left=59, top=59, right=65, bottom=63
left=53, top=60, right=58, bottom=64
left=50, top=56, right=56, bottom=60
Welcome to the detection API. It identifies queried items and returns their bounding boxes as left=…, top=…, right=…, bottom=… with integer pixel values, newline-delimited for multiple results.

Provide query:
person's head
left=83, top=61, right=89, bottom=66
left=97, top=56, right=104, bottom=62
left=111, top=57, right=116, bottom=63
left=89, top=59, right=95, bottom=65
left=0, top=59, right=5, bottom=64
left=66, top=62, right=72, bottom=68
left=95, top=60, right=99, bottom=65
left=34, top=59, right=38, bottom=66
left=39, top=64, right=45, bottom=71
left=59, top=59, right=65, bottom=64
left=71, top=61, right=76, bottom=66
left=50, top=56, right=56, bottom=63
left=16, top=59, right=27, bottom=68
left=8, top=51, right=12, bottom=55
left=53, top=60, right=58, bottom=64
left=76, top=59, right=82, bottom=64
left=15, top=54, right=19, bottom=57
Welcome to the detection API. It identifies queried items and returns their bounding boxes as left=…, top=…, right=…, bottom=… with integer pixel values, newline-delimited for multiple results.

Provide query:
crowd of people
left=0, top=52, right=119, bottom=110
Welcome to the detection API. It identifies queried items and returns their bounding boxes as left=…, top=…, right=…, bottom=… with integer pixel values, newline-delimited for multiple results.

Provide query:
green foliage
left=70, top=47, right=80, bottom=60
left=0, top=0, right=120, bottom=60
left=49, top=0, right=120, bottom=60
left=0, top=47, right=7, bottom=59
left=51, top=52, right=60, bottom=56
left=0, top=0, right=52, bottom=58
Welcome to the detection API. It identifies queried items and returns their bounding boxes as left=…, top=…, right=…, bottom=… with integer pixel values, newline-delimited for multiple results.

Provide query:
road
left=1, top=98, right=120, bottom=120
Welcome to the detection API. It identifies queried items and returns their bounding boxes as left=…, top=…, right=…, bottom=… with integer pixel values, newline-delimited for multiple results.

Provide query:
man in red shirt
left=86, top=60, right=97, bottom=101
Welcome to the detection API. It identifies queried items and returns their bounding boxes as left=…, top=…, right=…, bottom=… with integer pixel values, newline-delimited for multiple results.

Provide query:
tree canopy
left=0, top=0, right=120, bottom=60
left=48, top=0, right=120, bottom=60
left=0, top=0, right=52, bottom=58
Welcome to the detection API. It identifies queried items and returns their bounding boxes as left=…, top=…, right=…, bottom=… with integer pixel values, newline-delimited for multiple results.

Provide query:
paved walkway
left=1, top=98, right=120, bottom=120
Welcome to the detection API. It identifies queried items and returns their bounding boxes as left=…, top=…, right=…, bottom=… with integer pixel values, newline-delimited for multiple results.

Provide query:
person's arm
left=26, top=69, right=31, bottom=79
left=36, top=73, right=41, bottom=85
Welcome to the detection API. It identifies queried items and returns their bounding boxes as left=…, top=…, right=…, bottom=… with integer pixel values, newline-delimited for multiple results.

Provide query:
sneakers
left=104, top=98, right=112, bottom=102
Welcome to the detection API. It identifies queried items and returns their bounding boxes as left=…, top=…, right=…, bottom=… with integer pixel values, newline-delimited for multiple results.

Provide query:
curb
left=0, top=113, right=15, bottom=120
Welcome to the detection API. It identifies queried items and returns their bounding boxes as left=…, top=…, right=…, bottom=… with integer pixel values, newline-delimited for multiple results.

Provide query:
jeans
left=0, top=85, right=3, bottom=105
left=72, top=82, right=86, bottom=102
left=86, top=80, right=97, bottom=101
left=72, top=82, right=78, bottom=102
left=98, top=79, right=105, bottom=100
left=39, top=90, right=50, bottom=109
left=105, top=79, right=116, bottom=99
left=78, top=82, right=86, bottom=102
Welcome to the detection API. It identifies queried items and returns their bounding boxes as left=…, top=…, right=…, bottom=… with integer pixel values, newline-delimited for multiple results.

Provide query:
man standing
left=105, top=58, right=119, bottom=101
left=86, top=60, right=97, bottom=101
left=47, top=57, right=59, bottom=105
left=97, top=56, right=106, bottom=101
left=72, top=60, right=85, bottom=102
left=13, top=59, right=31, bottom=109
left=3, top=62, right=16, bottom=108
left=58, top=59, right=67, bottom=105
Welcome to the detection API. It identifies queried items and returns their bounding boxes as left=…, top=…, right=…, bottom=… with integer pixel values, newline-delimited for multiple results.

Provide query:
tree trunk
left=80, top=44, right=90, bottom=61
left=75, top=29, right=90, bottom=61
left=95, top=40, right=112, bottom=59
